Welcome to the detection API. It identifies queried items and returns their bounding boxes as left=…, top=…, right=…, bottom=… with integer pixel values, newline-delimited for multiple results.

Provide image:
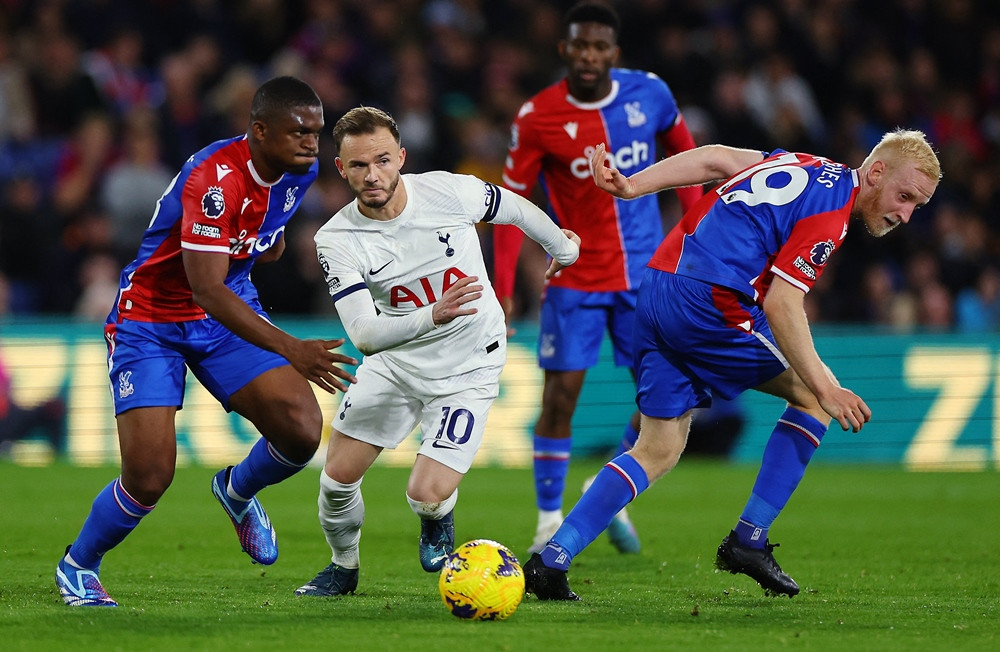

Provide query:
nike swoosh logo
left=369, top=260, right=392, bottom=275
left=432, top=441, right=460, bottom=450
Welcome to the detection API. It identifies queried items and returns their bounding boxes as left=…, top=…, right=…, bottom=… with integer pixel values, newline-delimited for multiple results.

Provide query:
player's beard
left=355, top=173, right=400, bottom=209
left=858, top=183, right=898, bottom=238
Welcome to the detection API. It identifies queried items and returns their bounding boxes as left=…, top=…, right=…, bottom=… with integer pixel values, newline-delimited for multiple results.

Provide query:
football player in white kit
left=295, top=106, right=581, bottom=597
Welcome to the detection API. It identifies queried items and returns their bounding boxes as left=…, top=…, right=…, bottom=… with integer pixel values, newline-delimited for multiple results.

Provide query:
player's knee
left=536, top=397, right=576, bottom=434
left=406, top=488, right=458, bottom=519
left=121, top=465, right=174, bottom=505
left=269, top=396, right=323, bottom=460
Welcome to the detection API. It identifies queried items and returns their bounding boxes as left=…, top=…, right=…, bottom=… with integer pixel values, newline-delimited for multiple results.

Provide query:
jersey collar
left=566, top=79, right=620, bottom=110
left=247, top=158, right=283, bottom=187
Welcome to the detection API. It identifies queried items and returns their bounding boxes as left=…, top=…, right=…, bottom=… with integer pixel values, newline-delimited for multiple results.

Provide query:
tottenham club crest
left=810, top=240, right=835, bottom=266
left=201, top=186, right=225, bottom=219
left=437, top=231, right=455, bottom=257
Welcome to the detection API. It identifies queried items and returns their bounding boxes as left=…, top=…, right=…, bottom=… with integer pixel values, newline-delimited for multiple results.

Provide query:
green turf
left=1, top=459, right=996, bottom=650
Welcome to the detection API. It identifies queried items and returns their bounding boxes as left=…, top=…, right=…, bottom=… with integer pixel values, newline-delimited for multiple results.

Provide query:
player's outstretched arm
left=591, top=143, right=765, bottom=199
left=183, top=249, right=357, bottom=393
left=762, top=277, right=872, bottom=432
left=591, top=143, right=638, bottom=198
left=490, top=187, right=580, bottom=269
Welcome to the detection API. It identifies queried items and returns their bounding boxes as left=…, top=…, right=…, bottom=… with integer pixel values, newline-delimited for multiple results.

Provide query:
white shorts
left=332, top=354, right=503, bottom=473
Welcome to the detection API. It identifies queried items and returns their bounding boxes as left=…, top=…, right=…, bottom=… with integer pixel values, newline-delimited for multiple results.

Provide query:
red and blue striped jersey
left=108, top=135, right=317, bottom=323
left=494, top=68, right=700, bottom=298
left=649, top=150, right=859, bottom=303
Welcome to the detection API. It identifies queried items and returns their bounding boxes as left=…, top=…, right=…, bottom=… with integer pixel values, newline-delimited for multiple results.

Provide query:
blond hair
left=861, top=129, right=941, bottom=182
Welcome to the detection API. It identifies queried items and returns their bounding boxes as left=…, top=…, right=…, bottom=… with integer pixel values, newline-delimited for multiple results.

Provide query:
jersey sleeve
left=769, top=209, right=849, bottom=293
left=315, top=228, right=366, bottom=304
left=179, top=165, right=240, bottom=254
left=452, top=173, right=502, bottom=223
left=329, top=282, right=437, bottom=356
left=490, top=186, right=578, bottom=266
left=314, top=221, right=437, bottom=356
left=645, top=72, right=680, bottom=134
left=501, top=104, right=545, bottom=198
left=646, top=73, right=702, bottom=213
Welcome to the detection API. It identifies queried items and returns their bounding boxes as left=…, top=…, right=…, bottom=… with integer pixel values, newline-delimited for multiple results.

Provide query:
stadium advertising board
left=2, top=321, right=996, bottom=470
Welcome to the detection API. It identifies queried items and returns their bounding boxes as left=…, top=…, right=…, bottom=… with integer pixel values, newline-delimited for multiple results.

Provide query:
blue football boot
left=212, top=466, right=278, bottom=565
left=55, top=548, right=118, bottom=607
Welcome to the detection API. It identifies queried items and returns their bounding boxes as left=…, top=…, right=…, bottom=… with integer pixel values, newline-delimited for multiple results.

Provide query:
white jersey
left=315, top=172, right=510, bottom=379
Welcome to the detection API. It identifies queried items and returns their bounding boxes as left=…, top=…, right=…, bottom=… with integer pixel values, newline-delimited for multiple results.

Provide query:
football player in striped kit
left=493, top=1, right=703, bottom=556
left=525, top=130, right=940, bottom=600
left=55, top=77, right=358, bottom=607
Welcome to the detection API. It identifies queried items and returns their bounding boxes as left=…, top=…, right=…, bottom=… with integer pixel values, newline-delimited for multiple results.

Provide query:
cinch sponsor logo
left=229, top=226, right=285, bottom=256
left=570, top=141, right=649, bottom=179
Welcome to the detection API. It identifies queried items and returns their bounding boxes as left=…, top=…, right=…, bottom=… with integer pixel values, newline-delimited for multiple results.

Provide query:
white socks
left=318, top=471, right=364, bottom=569
left=406, top=488, right=458, bottom=520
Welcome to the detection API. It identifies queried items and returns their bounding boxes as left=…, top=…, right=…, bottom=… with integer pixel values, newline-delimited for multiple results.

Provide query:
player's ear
left=250, top=119, right=266, bottom=142
left=335, top=157, right=346, bottom=178
left=866, top=160, right=885, bottom=186
left=398, top=146, right=406, bottom=170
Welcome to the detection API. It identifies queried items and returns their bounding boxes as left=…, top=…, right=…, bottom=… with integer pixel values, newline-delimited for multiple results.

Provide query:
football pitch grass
left=1, top=459, right=996, bottom=650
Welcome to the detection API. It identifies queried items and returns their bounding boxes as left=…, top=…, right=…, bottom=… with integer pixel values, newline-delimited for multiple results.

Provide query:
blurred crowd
left=1, top=0, right=1000, bottom=332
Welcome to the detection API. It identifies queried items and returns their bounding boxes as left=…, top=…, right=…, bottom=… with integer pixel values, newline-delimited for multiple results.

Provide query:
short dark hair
left=250, top=76, right=321, bottom=123
left=562, top=1, right=620, bottom=38
left=332, top=106, right=401, bottom=153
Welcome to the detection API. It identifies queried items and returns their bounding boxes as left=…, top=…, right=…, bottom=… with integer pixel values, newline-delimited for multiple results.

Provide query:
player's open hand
left=820, top=387, right=872, bottom=433
left=433, top=275, right=482, bottom=325
left=545, top=229, right=581, bottom=279
left=591, top=143, right=636, bottom=199
left=289, top=338, right=358, bottom=394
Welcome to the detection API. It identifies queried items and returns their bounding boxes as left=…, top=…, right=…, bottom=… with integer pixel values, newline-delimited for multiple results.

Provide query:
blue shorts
left=105, top=317, right=290, bottom=415
left=634, top=269, right=788, bottom=418
left=537, top=286, right=637, bottom=371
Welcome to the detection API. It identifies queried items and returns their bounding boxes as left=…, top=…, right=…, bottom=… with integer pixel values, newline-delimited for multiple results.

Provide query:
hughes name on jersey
left=109, top=135, right=317, bottom=324
left=650, top=150, right=859, bottom=303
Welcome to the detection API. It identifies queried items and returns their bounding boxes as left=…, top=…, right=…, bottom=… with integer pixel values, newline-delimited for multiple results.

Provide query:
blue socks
left=67, top=477, right=154, bottom=571
left=735, top=407, right=827, bottom=548
left=229, top=438, right=308, bottom=501
left=533, top=435, right=572, bottom=511
left=541, top=453, right=649, bottom=570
